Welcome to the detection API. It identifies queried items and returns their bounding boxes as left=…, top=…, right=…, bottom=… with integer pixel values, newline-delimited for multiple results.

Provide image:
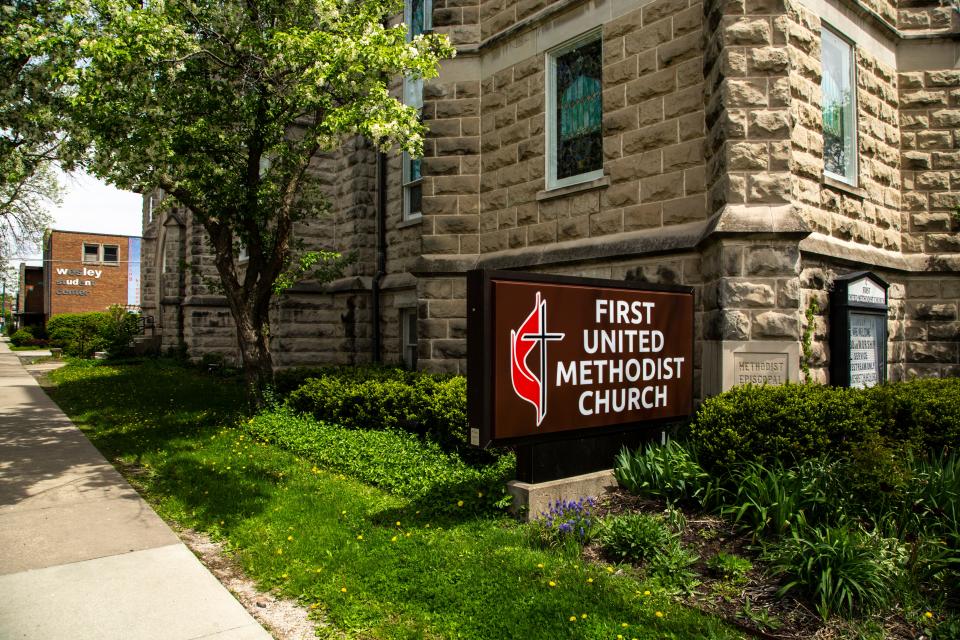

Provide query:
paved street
left=0, top=340, right=271, bottom=640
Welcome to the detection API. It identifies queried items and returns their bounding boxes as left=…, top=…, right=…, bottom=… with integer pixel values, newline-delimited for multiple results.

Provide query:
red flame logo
left=510, top=292, right=564, bottom=426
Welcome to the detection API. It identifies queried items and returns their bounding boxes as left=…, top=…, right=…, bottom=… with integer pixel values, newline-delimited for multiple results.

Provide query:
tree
left=0, top=0, right=77, bottom=273
left=61, top=0, right=453, bottom=409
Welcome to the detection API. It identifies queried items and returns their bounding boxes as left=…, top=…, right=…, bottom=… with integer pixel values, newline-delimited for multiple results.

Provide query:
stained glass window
left=549, top=34, right=603, bottom=187
left=821, top=28, right=857, bottom=184
left=403, top=0, right=429, bottom=219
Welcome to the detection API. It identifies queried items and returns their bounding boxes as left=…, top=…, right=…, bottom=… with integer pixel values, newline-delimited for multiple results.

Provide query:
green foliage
left=287, top=368, right=469, bottom=447
left=801, top=297, right=820, bottom=383
left=764, top=523, right=899, bottom=621
left=721, top=458, right=840, bottom=539
left=688, top=379, right=960, bottom=472
left=47, top=359, right=744, bottom=640
left=46, top=306, right=138, bottom=357
left=10, top=327, right=35, bottom=347
left=600, top=513, right=679, bottom=567
left=614, top=440, right=722, bottom=509
left=245, top=408, right=513, bottom=515
left=706, top=552, right=752, bottom=583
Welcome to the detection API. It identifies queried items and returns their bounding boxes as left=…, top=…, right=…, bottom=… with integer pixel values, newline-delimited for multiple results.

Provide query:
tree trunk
left=233, top=303, right=274, bottom=414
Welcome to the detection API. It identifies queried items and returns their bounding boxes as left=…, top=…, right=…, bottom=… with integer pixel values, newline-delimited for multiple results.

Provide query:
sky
left=20, top=169, right=143, bottom=265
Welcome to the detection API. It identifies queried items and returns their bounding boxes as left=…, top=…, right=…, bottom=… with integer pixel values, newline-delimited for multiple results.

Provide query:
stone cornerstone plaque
left=733, top=352, right=789, bottom=386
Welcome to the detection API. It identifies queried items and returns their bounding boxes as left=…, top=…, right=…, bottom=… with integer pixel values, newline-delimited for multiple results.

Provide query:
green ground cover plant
left=47, top=359, right=744, bottom=640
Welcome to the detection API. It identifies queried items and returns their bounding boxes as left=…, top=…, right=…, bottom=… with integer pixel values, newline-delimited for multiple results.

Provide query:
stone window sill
left=822, top=174, right=866, bottom=199
left=536, top=176, right=610, bottom=202
left=398, top=216, right=423, bottom=229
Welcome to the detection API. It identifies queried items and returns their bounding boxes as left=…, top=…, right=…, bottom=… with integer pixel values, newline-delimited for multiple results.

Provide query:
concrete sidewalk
left=0, top=340, right=272, bottom=640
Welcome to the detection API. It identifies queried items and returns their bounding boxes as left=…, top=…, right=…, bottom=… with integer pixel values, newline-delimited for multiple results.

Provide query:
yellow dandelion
left=356, top=534, right=363, bottom=540
left=340, top=587, right=347, bottom=593
left=568, top=616, right=577, bottom=622
left=405, top=532, right=411, bottom=537
left=391, top=536, right=398, bottom=542
left=621, top=623, right=629, bottom=628
left=586, top=578, right=593, bottom=583
left=220, top=521, right=224, bottom=525
left=287, top=535, right=294, bottom=541
left=655, top=611, right=663, bottom=618
left=548, top=581, right=556, bottom=587
left=276, top=548, right=283, bottom=555
left=341, top=510, right=347, bottom=515
left=310, top=603, right=318, bottom=609
left=477, top=491, right=484, bottom=498
left=606, top=566, right=614, bottom=573
left=457, top=500, right=464, bottom=507
left=282, top=573, right=288, bottom=579
left=581, top=613, right=587, bottom=619
left=925, top=611, right=934, bottom=619
left=537, top=563, right=544, bottom=569
left=643, top=590, right=651, bottom=596
left=618, top=636, right=624, bottom=640
left=396, top=521, right=401, bottom=527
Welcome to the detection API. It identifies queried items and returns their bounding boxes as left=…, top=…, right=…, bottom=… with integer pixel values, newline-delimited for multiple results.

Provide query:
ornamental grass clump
left=532, top=498, right=597, bottom=548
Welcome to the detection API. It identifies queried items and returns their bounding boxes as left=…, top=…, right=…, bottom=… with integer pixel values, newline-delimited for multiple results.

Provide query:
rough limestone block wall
left=435, top=0, right=481, bottom=45
left=602, top=0, right=707, bottom=233
left=903, top=276, right=960, bottom=377
left=481, top=0, right=566, bottom=40
left=417, top=276, right=468, bottom=373
left=703, top=0, right=791, bottom=213
left=271, top=290, right=372, bottom=368
left=421, top=76, right=482, bottom=256
left=897, top=0, right=955, bottom=34
left=899, top=68, right=960, bottom=255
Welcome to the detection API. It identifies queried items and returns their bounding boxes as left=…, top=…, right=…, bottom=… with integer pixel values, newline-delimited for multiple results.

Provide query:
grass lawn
left=47, top=359, right=743, bottom=640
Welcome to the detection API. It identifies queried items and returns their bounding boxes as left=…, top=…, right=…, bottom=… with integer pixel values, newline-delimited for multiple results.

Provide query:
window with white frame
left=400, top=308, right=418, bottom=370
left=82, top=243, right=99, bottom=263
left=238, top=242, right=249, bottom=263
left=821, top=27, right=857, bottom=185
left=546, top=30, right=604, bottom=190
left=402, top=0, right=430, bottom=220
left=102, top=245, right=119, bottom=264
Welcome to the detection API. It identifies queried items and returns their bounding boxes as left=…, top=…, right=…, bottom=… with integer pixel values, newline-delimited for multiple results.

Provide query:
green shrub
left=46, top=306, right=138, bottom=357
left=10, top=327, right=35, bottom=347
left=600, top=513, right=675, bottom=564
left=244, top=408, right=514, bottom=515
left=764, top=522, right=899, bottom=621
left=689, top=379, right=960, bottom=472
left=274, top=364, right=413, bottom=396
left=287, top=368, right=469, bottom=447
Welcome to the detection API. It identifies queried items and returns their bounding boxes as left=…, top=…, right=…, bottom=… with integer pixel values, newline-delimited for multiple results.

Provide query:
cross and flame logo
left=510, top=292, right=565, bottom=426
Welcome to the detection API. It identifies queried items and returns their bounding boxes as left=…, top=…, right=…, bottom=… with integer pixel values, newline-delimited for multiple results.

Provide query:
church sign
left=830, top=271, right=889, bottom=389
left=467, top=270, right=694, bottom=447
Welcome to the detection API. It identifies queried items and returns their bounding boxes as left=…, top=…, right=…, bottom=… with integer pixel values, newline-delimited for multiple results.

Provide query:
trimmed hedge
left=688, top=379, right=960, bottom=471
left=287, top=368, right=468, bottom=447
left=245, top=409, right=514, bottom=514
left=10, top=328, right=36, bottom=347
left=274, top=364, right=415, bottom=396
left=47, top=307, right=138, bottom=357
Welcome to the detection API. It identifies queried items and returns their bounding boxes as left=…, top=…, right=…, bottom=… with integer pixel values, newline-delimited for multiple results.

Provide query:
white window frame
left=400, top=307, right=418, bottom=370
left=237, top=242, right=249, bottom=263
left=101, top=244, right=120, bottom=264
left=545, top=28, right=604, bottom=191
left=82, top=243, right=100, bottom=263
left=821, top=25, right=858, bottom=187
left=147, top=196, right=154, bottom=224
left=402, top=152, right=424, bottom=221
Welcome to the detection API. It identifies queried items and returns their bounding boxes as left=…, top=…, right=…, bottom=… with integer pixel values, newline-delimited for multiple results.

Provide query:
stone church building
left=140, top=0, right=960, bottom=397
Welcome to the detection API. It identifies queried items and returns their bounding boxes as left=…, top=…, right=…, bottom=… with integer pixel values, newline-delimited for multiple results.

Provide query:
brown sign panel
left=467, top=270, right=694, bottom=446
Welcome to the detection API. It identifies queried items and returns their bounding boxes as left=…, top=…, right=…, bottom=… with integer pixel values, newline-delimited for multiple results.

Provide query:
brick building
left=141, top=0, right=960, bottom=396
left=43, top=230, right=142, bottom=319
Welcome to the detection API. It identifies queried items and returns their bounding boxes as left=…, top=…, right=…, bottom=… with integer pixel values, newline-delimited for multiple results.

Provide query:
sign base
left=515, top=429, right=653, bottom=484
left=507, top=469, right=618, bottom=522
